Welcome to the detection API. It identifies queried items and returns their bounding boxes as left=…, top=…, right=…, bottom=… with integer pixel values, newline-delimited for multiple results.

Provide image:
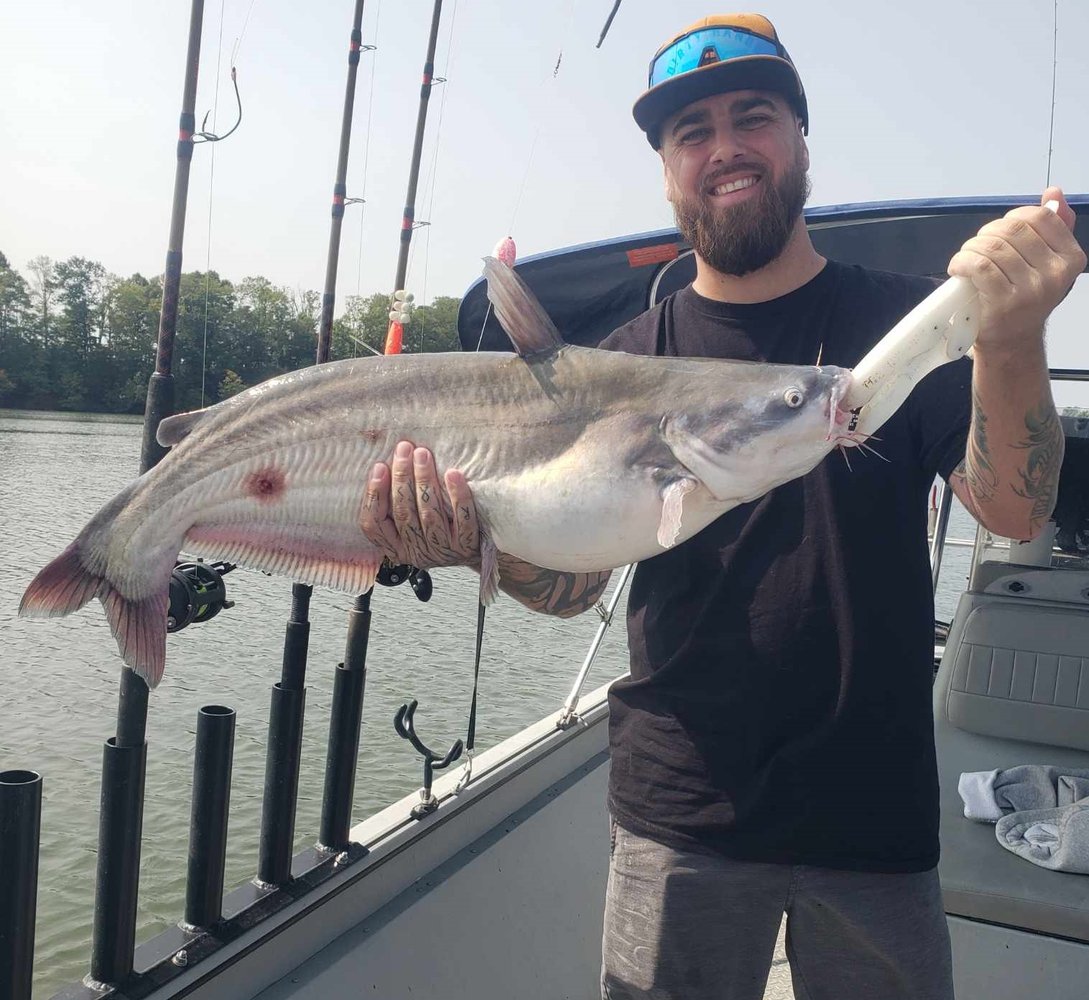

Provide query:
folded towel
left=958, top=766, right=1089, bottom=822
left=995, top=803, right=1089, bottom=874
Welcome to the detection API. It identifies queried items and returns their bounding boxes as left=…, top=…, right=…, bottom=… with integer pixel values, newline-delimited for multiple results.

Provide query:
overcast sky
left=2, top=0, right=1087, bottom=393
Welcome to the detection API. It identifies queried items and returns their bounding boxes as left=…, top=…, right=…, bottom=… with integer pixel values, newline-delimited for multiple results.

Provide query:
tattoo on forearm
left=1012, top=402, right=1063, bottom=532
left=959, top=388, right=999, bottom=505
left=497, top=558, right=611, bottom=618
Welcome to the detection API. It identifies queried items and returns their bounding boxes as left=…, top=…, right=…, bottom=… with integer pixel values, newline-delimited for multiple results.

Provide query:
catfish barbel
left=21, top=256, right=954, bottom=688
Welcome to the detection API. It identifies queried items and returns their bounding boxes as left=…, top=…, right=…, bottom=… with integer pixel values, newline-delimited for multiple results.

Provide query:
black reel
left=167, top=560, right=236, bottom=633
left=376, top=562, right=433, bottom=602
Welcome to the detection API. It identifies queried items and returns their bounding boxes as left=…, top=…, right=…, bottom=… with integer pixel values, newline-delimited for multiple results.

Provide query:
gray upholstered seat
left=934, top=583, right=1089, bottom=941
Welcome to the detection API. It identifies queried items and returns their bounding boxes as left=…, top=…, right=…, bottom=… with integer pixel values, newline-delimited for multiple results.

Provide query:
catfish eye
left=783, top=387, right=805, bottom=408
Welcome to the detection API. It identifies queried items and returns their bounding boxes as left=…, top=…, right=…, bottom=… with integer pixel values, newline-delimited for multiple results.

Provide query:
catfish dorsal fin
left=482, top=256, right=564, bottom=357
left=156, top=409, right=208, bottom=448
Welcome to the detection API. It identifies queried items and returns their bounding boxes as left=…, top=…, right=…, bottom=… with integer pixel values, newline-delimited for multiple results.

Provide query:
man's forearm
left=952, top=342, right=1064, bottom=539
left=493, top=553, right=612, bottom=618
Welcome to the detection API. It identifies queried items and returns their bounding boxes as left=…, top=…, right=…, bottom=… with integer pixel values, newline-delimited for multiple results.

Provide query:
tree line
left=0, top=251, right=462, bottom=414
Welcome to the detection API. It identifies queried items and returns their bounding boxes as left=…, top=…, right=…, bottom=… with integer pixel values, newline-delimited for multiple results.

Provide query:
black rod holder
left=257, top=584, right=312, bottom=886
left=318, top=592, right=371, bottom=852
left=0, top=770, right=42, bottom=1000
left=90, top=739, right=147, bottom=986
left=183, top=706, right=236, bottom=929
left=281, top=584, right=312, bottom=692
left=257, top=684, right=306, bottom=887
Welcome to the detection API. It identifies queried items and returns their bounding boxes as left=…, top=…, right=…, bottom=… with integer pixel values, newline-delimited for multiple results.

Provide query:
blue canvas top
left=457, top=195, right=1089, bottom=352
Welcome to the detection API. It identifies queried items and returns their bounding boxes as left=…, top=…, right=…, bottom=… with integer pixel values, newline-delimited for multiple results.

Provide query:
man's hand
left=360, top=440, right=481, bottom=569
left=359, top=441, right=612, bottom=616
left=947, top=186, right=1085, bottom=357
left=946, top=187, right=1083, bottom=540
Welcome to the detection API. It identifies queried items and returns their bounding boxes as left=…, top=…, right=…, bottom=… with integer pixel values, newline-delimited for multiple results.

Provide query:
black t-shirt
left=598, top=260, right=972, bottom=873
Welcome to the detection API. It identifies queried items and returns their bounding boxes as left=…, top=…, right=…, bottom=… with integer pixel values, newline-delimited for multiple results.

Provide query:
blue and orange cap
left=633, top=13, right=809, bottom=149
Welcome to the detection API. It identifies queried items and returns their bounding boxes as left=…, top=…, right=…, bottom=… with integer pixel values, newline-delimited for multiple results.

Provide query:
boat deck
left=764, top=920, right=794, bottom=999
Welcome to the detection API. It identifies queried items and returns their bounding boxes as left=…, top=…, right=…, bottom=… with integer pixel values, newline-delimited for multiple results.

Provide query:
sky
left=2, top=0, right=1088, bottom=395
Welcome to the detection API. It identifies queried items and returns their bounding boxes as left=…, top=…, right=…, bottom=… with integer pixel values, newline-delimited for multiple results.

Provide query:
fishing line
left=474, top=0, right=576, bottom=352
left=355, top=0, right=383, bottom=298
left=1045, top=0, right=1059, bottom=187
left=200, top=0, right=229, bottom=407
left=229, top=0, right=259, bottom=66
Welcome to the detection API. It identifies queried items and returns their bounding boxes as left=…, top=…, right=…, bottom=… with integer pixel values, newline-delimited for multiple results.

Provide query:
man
left=360, top=13, right=1085, bottom=999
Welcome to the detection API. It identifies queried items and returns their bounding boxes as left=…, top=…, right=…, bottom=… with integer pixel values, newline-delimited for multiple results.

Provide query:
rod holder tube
left=184, top=706, right=236, bottom=929
left=257, top=684, right=306, bottom=887
left=90, top=739, right=147, bottom=986
left=0, top=770, right=42, bottom=1000
left=318, top=595, right=371, bottom=851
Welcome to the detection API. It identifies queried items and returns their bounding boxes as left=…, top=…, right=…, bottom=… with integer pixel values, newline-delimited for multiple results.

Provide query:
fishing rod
left=91, top=0, right=209, bottom=985
left=385, top=0, right=444, bottom=355
left=316, top=0, right=371, bottom=364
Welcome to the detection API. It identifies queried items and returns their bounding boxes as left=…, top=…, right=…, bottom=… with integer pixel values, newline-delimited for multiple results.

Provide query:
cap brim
left=633, top=56, right=805, bottom=147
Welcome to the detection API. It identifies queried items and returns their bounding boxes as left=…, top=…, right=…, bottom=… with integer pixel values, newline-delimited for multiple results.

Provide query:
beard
left=672, top=151, right=812, bottom=277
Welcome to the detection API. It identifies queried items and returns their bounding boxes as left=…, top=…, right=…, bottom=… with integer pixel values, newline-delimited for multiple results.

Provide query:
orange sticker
left=626, top=243, right=680, bottom=268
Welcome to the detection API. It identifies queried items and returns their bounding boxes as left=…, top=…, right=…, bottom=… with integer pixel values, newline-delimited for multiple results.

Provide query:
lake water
left=0, top=409, right=975, bottom=998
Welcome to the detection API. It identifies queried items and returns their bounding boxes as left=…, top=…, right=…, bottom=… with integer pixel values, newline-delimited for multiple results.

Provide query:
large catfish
left=19, top=256, right=969, bottom=688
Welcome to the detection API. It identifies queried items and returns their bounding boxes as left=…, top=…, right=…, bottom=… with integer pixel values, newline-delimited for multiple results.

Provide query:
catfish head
left=661, top=364, right=854, bottom=503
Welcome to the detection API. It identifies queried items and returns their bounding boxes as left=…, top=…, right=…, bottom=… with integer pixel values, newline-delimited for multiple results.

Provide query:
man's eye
left=739, top=115, right=770, bottom=128
left=679, top=128, right=710, bottom=144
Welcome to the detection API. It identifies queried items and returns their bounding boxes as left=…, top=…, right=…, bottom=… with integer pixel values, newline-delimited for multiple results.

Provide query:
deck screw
left=335, top=851, right=349, bottom=867
left=172, top=949, right=189, bottom=967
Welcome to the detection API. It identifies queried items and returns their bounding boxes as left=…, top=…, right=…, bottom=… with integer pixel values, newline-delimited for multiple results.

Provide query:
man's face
left=659, top=89, right=811, bottom=276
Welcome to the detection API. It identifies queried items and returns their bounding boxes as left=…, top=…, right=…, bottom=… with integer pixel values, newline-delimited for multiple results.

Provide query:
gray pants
left=601, top=822, right=953, bottom=1000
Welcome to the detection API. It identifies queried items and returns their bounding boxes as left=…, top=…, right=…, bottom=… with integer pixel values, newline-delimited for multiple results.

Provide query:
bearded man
left=360, top=13, right=1085, bottom=999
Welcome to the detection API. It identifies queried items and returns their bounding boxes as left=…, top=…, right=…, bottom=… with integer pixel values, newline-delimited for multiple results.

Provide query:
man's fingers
left=362, top=462, right=390, bottom=523
left=445, top=469, right=481, bottom=557
left=390, top=440, right=420, bottom=530
left=359, top=463, right=406, bottom=562
left=414, top=446, right=455, bottom=552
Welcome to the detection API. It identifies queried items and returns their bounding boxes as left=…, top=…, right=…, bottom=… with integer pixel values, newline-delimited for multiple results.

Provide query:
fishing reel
left=376, top=561, right=433, bottom=602
left=167, top=560, right=236, bottom=633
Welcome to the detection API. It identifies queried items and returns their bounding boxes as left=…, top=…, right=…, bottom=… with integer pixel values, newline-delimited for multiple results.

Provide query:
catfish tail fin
left=20, top=540, right=170, bottom=689
left=19, top=541, right=101, bottom=617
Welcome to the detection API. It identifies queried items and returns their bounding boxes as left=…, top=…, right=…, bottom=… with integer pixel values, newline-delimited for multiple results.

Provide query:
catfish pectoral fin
left=657, top=477, right=698, bottom=549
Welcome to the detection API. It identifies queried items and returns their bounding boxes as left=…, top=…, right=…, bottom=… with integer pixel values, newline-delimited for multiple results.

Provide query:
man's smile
left=705, top=172, right=762, bottom=204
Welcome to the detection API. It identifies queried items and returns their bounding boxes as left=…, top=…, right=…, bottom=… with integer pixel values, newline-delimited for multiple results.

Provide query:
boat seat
left=934, top=578, right=1089, bottom=941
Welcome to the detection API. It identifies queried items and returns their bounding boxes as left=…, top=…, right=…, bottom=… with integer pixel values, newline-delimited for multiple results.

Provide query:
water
left=0, top=409, right=976, bottom=998
left=0, top=409, right=632, bottom=998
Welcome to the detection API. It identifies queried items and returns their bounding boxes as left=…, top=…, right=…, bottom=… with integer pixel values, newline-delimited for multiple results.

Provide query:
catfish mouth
left=825, top=370, right=861, bottom=445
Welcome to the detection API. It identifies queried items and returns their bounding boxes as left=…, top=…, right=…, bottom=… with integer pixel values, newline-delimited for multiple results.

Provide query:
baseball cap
left=633, top=14, right=809, bottom=149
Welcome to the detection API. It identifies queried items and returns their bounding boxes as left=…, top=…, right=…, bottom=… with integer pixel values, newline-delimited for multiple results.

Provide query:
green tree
left=332, top=292, right=391, bottom=358
left=174, top=270, right=236, bottom=411
left=410, top=296, right=462, bottom=353
left=218, top=369, right=246, bottom=399
left=26, top=255, right=56, bottom=347
left=0, top=252, right=31, bottom=346
left=55, top=256, right=108, bottom=357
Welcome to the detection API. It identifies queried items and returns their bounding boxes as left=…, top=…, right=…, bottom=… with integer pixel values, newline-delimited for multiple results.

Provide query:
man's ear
left=662, top=154, right=676, bottom=204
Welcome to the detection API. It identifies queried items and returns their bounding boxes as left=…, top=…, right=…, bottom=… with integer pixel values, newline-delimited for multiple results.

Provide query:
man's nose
left=707, top=128, right=747, bottom=164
